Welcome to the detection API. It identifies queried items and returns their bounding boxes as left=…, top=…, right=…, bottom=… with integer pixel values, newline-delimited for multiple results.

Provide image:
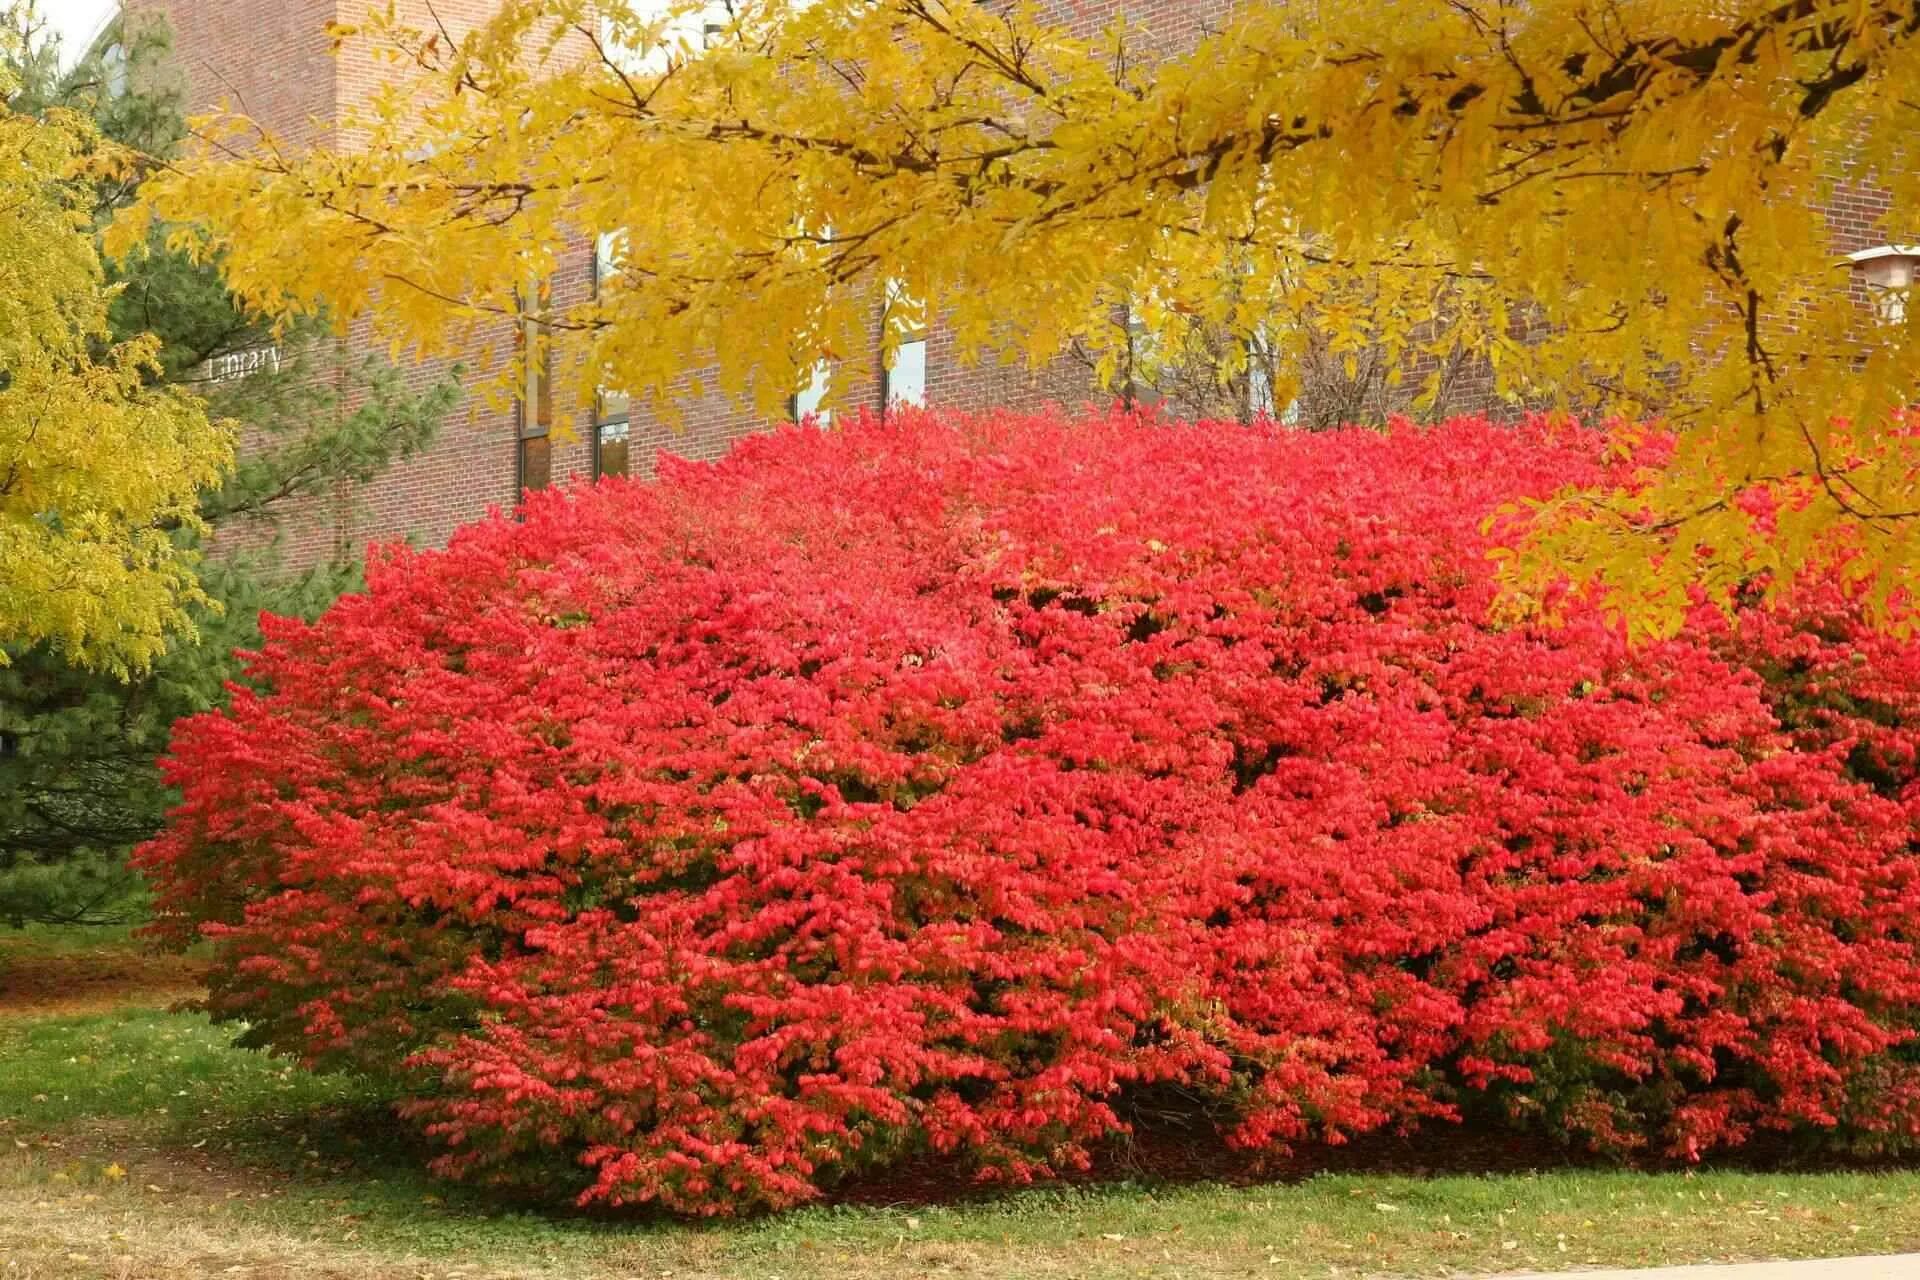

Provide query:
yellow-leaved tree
left=119, top=0, right=1920, bottom=634
left=2, top=59, right=229, bottom=674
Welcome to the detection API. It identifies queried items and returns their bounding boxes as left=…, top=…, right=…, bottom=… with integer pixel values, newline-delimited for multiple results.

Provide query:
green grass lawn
left=5, top=928, right=1920, bottom=1279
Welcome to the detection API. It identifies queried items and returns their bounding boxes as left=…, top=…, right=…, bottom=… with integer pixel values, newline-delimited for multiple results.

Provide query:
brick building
left=116, top=0, right=1217, bottom=569
left=121, top=0, right=1914, bottom=569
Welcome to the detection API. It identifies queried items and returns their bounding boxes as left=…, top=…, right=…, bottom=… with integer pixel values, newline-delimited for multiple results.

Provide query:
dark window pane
left=597, top=422, right=630, bottom=479
left=519, top=434, right=551, bottom=493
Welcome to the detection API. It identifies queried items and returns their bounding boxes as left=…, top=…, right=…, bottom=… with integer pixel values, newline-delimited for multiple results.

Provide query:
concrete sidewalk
left=1507, top=1257, right=1920, bottom=1280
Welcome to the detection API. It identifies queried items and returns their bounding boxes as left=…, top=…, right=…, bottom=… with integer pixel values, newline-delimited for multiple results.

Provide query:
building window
left=882, top=279, right=927, bottom=413
left=518, top=279, right=553, bottom=494
left=1849, top=245, right=1919, bottom=324
left=596, top=419, right=630, bottom=479
left=600, top=3, right=730, bottom=75
left=592, top=230, right=632, bottom=477
left=790, top=362, right=832, bottom=426
left=518, top=433, right=551, bottom=492
left=594, top=230, right=619, bottom=286
left=787, top=218, right=838, bottom=425
left=884, top=339, right=926, bottom=409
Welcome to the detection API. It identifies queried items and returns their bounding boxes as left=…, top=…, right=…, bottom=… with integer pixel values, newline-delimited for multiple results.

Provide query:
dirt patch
left=0, top=1179, right=528, bottom=1280
left=0, top=943, right=205, bottom=1020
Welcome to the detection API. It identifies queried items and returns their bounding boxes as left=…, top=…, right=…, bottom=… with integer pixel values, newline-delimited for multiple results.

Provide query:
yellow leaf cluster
left=2, top=66, right=231, bottom=674
left=122, top=1, right=1920, bottom=633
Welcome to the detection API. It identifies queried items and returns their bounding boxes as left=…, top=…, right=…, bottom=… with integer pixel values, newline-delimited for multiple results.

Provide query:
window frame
left=882, top=338, right=927, bottom=412
left=517, top=278, right=555, bottom=495
left=880, top=278, right=928, bottom=415
left=789, top=361, right=832, bottom=426
left=593, top=419, right=631, bottom=481
left=591, top=230, right=634, bottom=478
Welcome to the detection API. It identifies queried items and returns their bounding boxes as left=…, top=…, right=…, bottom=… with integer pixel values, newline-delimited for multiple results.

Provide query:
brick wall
left=129, top=0, right=336, bottom=146
left=129, top=0, right=351, bottom=570
left=139, top=0, right=611, bottom=565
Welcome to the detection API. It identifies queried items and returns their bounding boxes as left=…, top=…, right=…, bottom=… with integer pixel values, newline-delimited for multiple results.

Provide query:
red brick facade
left=134, top=0, right=1906, bottom=568
left=134, top=0, right=570, bottom=567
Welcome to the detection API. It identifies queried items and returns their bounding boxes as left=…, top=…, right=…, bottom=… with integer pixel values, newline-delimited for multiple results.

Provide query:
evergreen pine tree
left=0, top=2, right=459, bottom=925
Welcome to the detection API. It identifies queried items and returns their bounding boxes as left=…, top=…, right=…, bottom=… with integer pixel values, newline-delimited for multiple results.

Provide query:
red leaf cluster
left=136, top=409, right=1920, bottom=1214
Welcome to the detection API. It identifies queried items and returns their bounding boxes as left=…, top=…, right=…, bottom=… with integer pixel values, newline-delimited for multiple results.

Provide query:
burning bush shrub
left=139, top=409, right=1920, bottom=1213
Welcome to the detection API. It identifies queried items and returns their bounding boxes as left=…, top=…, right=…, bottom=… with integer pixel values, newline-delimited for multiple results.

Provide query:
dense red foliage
left=138, top=410, right=1920, bottom=1214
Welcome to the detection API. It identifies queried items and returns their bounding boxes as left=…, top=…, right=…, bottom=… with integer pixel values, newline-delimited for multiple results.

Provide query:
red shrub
left=137, top=409, right=1920, bottom=1213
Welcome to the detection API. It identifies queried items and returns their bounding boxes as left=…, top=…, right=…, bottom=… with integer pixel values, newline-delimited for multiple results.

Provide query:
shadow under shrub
left=137, top=409, right=1920, bottom=1214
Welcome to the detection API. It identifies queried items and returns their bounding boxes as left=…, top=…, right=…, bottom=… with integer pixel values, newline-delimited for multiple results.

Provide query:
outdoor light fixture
left=1847, top=244, right=1920, bottom=323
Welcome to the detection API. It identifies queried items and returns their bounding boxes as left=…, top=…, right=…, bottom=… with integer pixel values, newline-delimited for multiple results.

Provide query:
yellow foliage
left=121, top=0, right=1920, bottom=634
left=2, top=67, right=230, bottom=674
